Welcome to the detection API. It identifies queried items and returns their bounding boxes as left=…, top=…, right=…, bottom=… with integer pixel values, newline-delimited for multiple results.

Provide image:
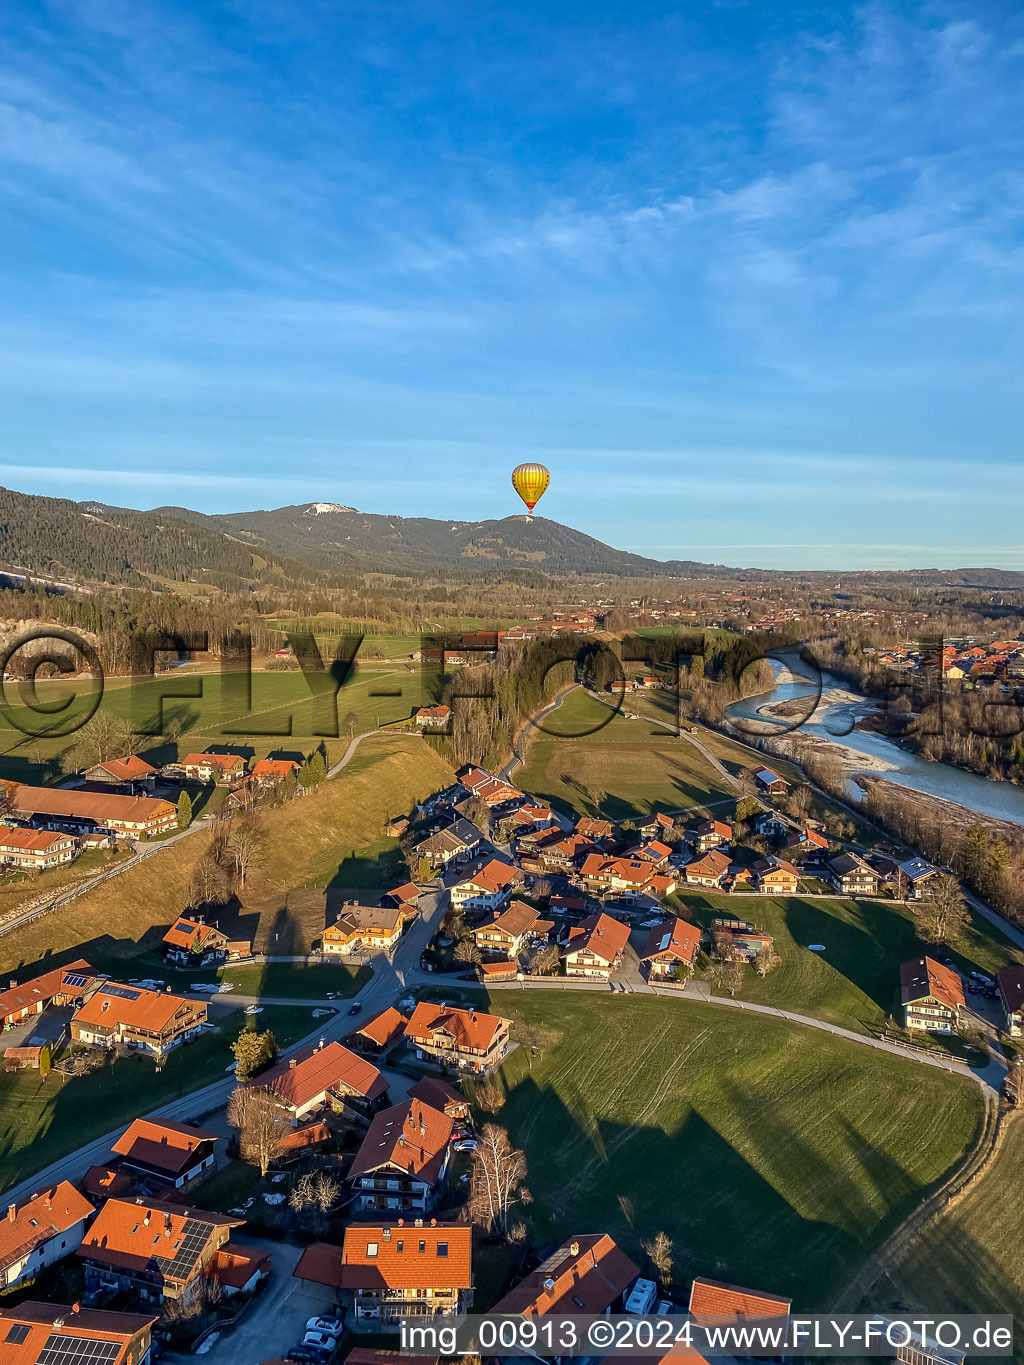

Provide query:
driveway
left=174, top=1240, right=336, bottom=1365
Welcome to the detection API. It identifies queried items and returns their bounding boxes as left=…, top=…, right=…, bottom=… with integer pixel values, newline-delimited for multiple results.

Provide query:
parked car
left=303, top=1331, right=339, bottom=1353
left=453, top=1137, right=478, bottom=1152
left=306, top=1316, right=344, bottom=1337
left=245, top=1004, right=263, bottom=1015
left=286, top=1348, right=327, bottom=1364
left=347, top=1003, right=362, bottom=1016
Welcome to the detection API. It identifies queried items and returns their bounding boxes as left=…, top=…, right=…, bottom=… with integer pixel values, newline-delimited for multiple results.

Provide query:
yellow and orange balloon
left=511, top=462, right=551, bottom=516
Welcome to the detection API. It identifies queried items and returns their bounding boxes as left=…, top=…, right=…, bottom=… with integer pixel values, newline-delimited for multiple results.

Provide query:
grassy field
left=516, top=694, right=731, bottom=820
left=869, top=1114, right=1024, bottom=1328
left=669, top=891, right=1023, bottom=1035
left=0, top=661, right=444, bottom=784
left=219, top=960, right=371, bottom=998
left=481, top=993, right=984, bottom=1307
left=0, top=735, right=452, bottom=979
left=0, top=1004, right=314, bottom=1194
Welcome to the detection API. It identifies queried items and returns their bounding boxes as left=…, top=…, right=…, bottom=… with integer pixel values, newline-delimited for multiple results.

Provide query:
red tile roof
left=259, top=1041, right=388, bottom=1108
left=0, top=1303, right=156, bottom=1365
left=492, top=1234, right=639, bottom=1315
left=181, top=753, right=245, bottom=772
left=564, top=913, right=630, bottom=965
left=0, top=828, right=74, bottom=854
left=73, top=982, right=205, bottom=1034
left=0, top=960, right=94, bottom=1024
left=406, top=1077, right=468, bottom=1115
left=338, top=1224, right=472, bottom=1291
left=641, top=918, right=700, bottom=966
left=89, top=755, right=157, bottom=783
left=251, top=759, right=299, bottom=780
left=0, top=1183, right=94, bottom=1275
left=689, top=1276, right=791, bottom=1321
left=78, top=1199, right=242, bottom=1288
left=111, top=1118, right=217, bottom=1176
left=405, top=1001, right=510, bottom=1054
left=162, top=918, right=227, bottom=952
left=213, top=1242, right=272, bottom=1289
left=900, top=957, right=965, bottom=1012
left=348, top=1098, right=453, bottom=1184
left=348, top=1006, right=408, bottom=1050
left=294, top=1241, right=345, bottom=1288
left=9, top=785, right=175, bottom=828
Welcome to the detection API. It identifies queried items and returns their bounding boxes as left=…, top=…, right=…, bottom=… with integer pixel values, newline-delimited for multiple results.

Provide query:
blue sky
left=1, top=0, right=1022, bottom=570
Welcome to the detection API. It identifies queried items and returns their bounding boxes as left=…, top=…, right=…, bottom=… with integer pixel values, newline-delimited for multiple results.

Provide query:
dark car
left=286, top=1348, right=329, bottom=1364
left=347, top=1002, right=363, bottom=1016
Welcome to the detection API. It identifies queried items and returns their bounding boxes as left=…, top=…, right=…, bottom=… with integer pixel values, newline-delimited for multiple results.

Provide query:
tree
left=787, top=785, right=812, bottom=820
left=418, top=855, right=434, bottom=882
left=342, top=710, right=360, bottom=741
left=735, top=796, right=760, bottom=824
left=59, top=712, right=139, bottom=774
left=231, top=818, right=266, bottom=888
left=186, top=854, right=229, bottom=911
left=643, top=1231, right=673, bottom=1288
left=468, top=1124, right=529, bottom=1237
left=176, top=791, right=193, bottom=829
left=290, top=1169, right=343, bottom=1233
left=753, top=946, right=781, bottom=977
left=705, top=947, right=746, bottom=997
left=475, top=1078, right=506, bottom=1113
left=38, top=1044, right=51, bottom=1079
left=299, top=752, right=327, bottom=788
left=916, top=874, right=969, bottom=945
left=232, top=1027, right=279, bottom=1081
left=454, top=939, right=482, bottom=966
left=227, top=1086, right=288, bottom=1177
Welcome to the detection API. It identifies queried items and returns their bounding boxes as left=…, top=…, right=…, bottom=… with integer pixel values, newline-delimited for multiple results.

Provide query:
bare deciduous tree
left=475, top=1077, right=505, bottom=1112
left=643, top=1231, right=674, bottom=1288
left=705, top=946, right=746, bottom=997
left=468, top=1124, right=529, bottom=1238
left=231, top=817, right=266, bottom=888
left=916, top=873, right=969, bottom=945
left=753, top=947, right=781, bottom=978
left=186, top=853, right=229, bottom=911
left=227, top=1085, right=288, bottom=1177
left=454, top=938, right=482, bottom=965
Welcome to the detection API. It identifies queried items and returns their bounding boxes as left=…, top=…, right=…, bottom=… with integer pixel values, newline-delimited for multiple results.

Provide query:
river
left=725, top=650, right=1024, bottom=828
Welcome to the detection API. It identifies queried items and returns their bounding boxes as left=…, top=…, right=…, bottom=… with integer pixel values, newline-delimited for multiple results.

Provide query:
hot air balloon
left=511, top=462, right=551, bottom=517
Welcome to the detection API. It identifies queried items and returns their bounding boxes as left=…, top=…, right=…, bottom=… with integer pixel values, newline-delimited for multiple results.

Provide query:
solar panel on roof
left=99, top=984, right=141, bottom=1000
left=6, top=1325, right=31, bottom=1345
left=62, top=973, right=91, bottom=988
left=38, top=1334, right=121, bottom=1365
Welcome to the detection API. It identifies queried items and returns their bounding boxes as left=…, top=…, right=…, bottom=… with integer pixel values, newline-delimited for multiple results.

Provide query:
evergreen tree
left=176, top=790, right=193, bottom=829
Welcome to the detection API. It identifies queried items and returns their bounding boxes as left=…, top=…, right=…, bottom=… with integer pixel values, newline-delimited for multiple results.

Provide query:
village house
left=752, top=810, right=788, bottom=840
left=694, top=819, right=732, bottom=852
left=382, top=882, right=423, bottom=915
left=531, top=832, right=598, bottom=872
left=346, top=1007, right=410, bottom=1055
left=0, top=961, right=95, bottom=1030
left=413, top=705, right=451, bottom=729
left=457, top=766, right=523, bottom=808
left=826, top=852, right=881, bottom=897
left=250, top=757, right=300, bottom=786
left=900, top=957, right=964, bottom=1033
left=413, top=820, right=481, bottom=871
left=689, top=1276, right=792, bottom=1324
left=449, top=858, right=520, bottom=912
left=491, top=1233, right=639, bottom=1317
left=0, top=827, right=78, bottom=872
left=684, top=848, right=731, bottom=889
left=161, top=917, right=228, bottom=967
left=407, top=1076, right=470, bottom=1120
left=404, top=1001, right=511, bottom=1075
left=510, top=804, right=556, bottom=831
left=2, top=784, right=177, bottom=839
left=110, top=1118, right=218, bottom=1191
left=640, top=917, right=701, bottom=981
left=81, top=755, right=157, bottom=787
left=323, top=903, right=405, bottom=957
left=635, top=811, right=674, bottom=842
left=0, top=1183, right=94, bottom=1292
left=575, top=815, right=615, bottom=842
left=752, top=767, right=789, bottom=795
left=332, top=1222, right=474, bottom=1326
left=630, top=839, right=673, bottom=867
left=578, top=854, right=676, bottom=901
left=210, top=1243, right=272, bottom=1298
left=471, top=901, right=553, bottom=960
left=997, top=964, right=1024, bottom=1038
left=752, top=856, right=799, bottom=895
left=0, top=1302, right=157, bottom=1365
left=899, top=857, right=943, bottom=900
left=562, top=912, right=630, bottom=981
left=71, top=983, right=207, bottom=1058
left=78, top=1198, right=244, bottom=1306
left=257, top=1040, right=389, bottom=1125
left=177, top=753, right=247, bottom=784
left=347, top=1098, right=453, bottom=1212
left=384, top=815, right=410, bottom=837
left=711, top=918, right=774, bottom=961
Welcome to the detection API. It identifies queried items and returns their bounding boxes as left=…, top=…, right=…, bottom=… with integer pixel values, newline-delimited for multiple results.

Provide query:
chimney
left=543, top=1278, right=556, bottom=1295
left=382, top=1227, right=392, bottom=1241
left=144, top=1212, right=151, bottom=1228
left=318, top=1037, right=325, bottom=1051
left=289, top=1057, right=297, bottom=1068
left=7, top=1204, right=16, bottom=1222
left=569, top=1241, right=580, bottom=1257
left=414, top=1217, right=423, bottom=1228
